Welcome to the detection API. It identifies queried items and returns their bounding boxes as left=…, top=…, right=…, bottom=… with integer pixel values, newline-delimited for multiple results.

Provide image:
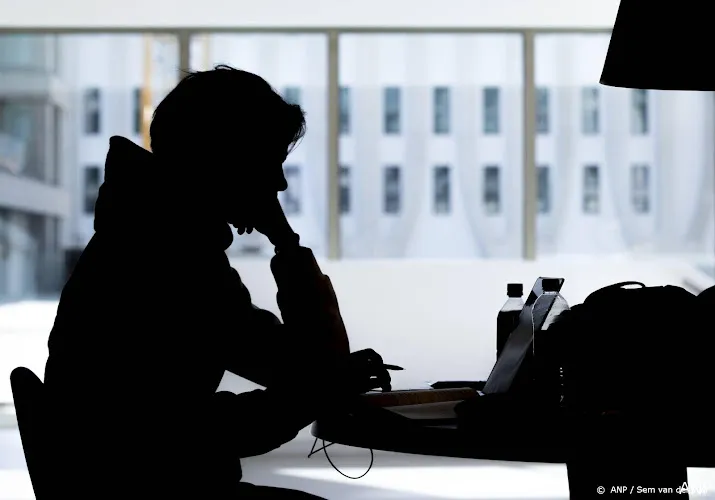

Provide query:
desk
left=312, top=412, right=713, bottom=499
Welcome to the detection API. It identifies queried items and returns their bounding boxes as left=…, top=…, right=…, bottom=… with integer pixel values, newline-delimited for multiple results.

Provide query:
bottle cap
left=542, top=278, right=560, bottom=292
left=507, top=283, right=523, bottom=297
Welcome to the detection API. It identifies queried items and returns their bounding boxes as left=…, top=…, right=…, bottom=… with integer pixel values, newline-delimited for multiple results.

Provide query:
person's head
left=149, top=65, right=306, bottom=222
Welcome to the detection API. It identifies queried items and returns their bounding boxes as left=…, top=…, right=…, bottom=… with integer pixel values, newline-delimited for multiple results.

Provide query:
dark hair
left=149, top=64, right=306, bottom=157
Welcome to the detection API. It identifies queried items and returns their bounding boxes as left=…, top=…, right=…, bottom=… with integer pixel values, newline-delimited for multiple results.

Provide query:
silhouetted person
left=43, top=65, right=391, bottom=499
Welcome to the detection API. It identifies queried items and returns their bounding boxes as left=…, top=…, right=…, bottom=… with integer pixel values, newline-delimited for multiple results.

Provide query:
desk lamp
left=600, top=0, right=715, bottom=91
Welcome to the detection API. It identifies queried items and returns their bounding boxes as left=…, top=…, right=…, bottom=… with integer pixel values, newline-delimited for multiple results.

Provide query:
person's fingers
left=354, top=348, right=383, bottom=365
left=375, top=369, right=391, bottom=389
left=353, top=365, right=391, bottom=393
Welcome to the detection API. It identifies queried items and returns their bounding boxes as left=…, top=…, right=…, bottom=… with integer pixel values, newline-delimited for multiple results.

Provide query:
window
left=384, top=87, right=401, bottom=135
left=631, top=164, right=651, bottom=214
left=433, top=87, right=450, bottom=134
left=537, top=165, right=551, bottom=214
left=433, top=165, right=451, bottom=214
left=133, top=88, right=142, bottom=135
left=339, top=86, right=350, bottom=135
left=483, top=165, right=501, bottom=214
left=280, top=165, right=301, bottom=215
left=536, top=87, right=550, bottom=134
left=383, top=166, right=401, bottom=214
left=83, top=88, right=101, bottom=134
left=283, top=86, right=301, bottom=106
left=339, top=165, right=350, bottom=214
left=483, top=87, right=500, bottom=134
left=631, top=89, right=649, bottom=135
left=583, top=165, right=600, bottom=214
left=84, top=166, right=101, bottom=214
left=581, top=87, right=600, bottom=135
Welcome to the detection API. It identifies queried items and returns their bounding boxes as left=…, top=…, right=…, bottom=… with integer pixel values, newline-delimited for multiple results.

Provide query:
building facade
left=3, top=32, right=712, bottom=296
left=0, top=34, right=70, bottom=301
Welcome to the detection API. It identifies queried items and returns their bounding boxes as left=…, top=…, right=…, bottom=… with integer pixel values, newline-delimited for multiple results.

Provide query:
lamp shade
left=600, top=0, right=715, bottom=90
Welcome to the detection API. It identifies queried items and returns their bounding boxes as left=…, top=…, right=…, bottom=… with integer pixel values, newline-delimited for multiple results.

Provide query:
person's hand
left=332, top=348, right=392, bottom=394
left=250, top=196, right=298, bottom=249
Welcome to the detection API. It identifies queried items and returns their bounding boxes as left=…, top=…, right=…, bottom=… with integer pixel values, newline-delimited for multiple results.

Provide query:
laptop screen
left=482, top=277, right=564, bottom=394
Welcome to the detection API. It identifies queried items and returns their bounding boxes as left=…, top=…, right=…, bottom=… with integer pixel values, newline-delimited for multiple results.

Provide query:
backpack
left=550, top=281, right=713, bottom=417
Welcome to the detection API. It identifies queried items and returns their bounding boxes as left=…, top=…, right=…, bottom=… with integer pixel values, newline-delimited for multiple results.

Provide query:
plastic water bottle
left=532, top=278, right=569, bottom=404
left=497, top=283, right=524, bottom=359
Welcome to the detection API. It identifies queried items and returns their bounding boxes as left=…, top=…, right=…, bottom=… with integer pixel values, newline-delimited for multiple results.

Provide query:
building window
left=433, top=165, right=451, bottom=214
left=133, top=88, right=142, bottom=135
left=581, top=87, right=600, bottom=135
left=537, top=165, right=551, bottom=214
left=582, top=165, right=600, bottom=214
left=483, top=165, right=501, bottom=214
left=433, top=87, right=450, bottom=135
left=631, top=89, right=649, bottom=135
left=339, top=165, right=350, bottom=214
left=483, top=87, right=500, bottom=135
left=536, top=87, right=549, bottom=134
left=283, top=86, right=301, bottom=106
left=84, top=166, right=101, bottom=214
left=280, top=165, right=301, bottom=215
left=84, top=88, right=101, bottom=134
left=339, top=86, right=350, bottom=135
left=383, top=165, right=401, bottom=214
left=384, top=87, right=401, bottom=135
left=631, top=164, right=650, bottom=214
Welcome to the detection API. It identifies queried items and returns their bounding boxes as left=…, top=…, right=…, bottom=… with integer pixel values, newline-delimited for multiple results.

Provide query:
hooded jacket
left=43, top=136, right=350, bottom=497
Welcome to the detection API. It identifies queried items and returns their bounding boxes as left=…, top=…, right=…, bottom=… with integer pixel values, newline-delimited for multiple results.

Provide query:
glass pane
left=84, top=166, right=101, bottom=214
left=339, top=33, right=524, bottom=258
left=0, top=33, right=179, bottom=300
left=631, top=89, right=649, bottom=135
left=339, top=165, right=351, bottom=215
left=536, top=87, right=550, bottom=134
left=537, top=165, right=551, bottom=214
left=582, top=165, right=600, bottom=214
left=0, top=101, right=50, bottom=180
left=282, top=86, right=301, bottom=106
left=190, top=33, right=328, bottom=257
left=280, top=165, right=302, bottom=215
left=535, top=33, right=714, bottom=266
left=483, top=165, right=501, bottom=214
left=433, top=87, right=451, bottom=134
left=0, top=34, right=57, bottom=72
left=581, top=86, right=600, bottom=135
left=433, top=165, right=451, bottom=214
left=384, top=87, right=401, bottom=135
left=83, top=88, right=102, bottom=134
left=483, top=87, right=500, bottom=134
left=384, top=165, right=401, bottom=214
left=630, top=163, right=650, bottom=214
left=339, top=86, right=351, bottom=135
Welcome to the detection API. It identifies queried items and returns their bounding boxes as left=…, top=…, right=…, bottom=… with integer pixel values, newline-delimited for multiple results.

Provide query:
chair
left=10, top=367, right=51, bottom=500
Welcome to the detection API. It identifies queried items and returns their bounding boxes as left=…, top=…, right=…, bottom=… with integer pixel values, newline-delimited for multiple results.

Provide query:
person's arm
left=223, top=240, right=350, bottom=384
left=215, top=348, right=391, bottom=458
left=212, top=387, right=321, bottom=458
left=269, top=243, right=351, bottom=359
left=220, top=267, right=294, bottom=388
left=251, top=199, right=349, bottom=358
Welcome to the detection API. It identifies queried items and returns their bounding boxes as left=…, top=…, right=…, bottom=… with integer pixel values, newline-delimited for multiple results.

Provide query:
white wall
left=0, top=0, right=621, bottom=30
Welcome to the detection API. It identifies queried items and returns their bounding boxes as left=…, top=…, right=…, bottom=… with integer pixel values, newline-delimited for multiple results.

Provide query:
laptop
left=482, top=277, right=565, bottom=395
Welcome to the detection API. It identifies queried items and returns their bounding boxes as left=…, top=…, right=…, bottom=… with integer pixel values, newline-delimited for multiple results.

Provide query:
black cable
left=307, top=437, right=374, bottom=480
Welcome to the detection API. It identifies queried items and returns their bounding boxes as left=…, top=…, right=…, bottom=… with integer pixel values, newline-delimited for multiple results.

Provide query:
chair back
left=10, top=367, right=50, bottom=500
